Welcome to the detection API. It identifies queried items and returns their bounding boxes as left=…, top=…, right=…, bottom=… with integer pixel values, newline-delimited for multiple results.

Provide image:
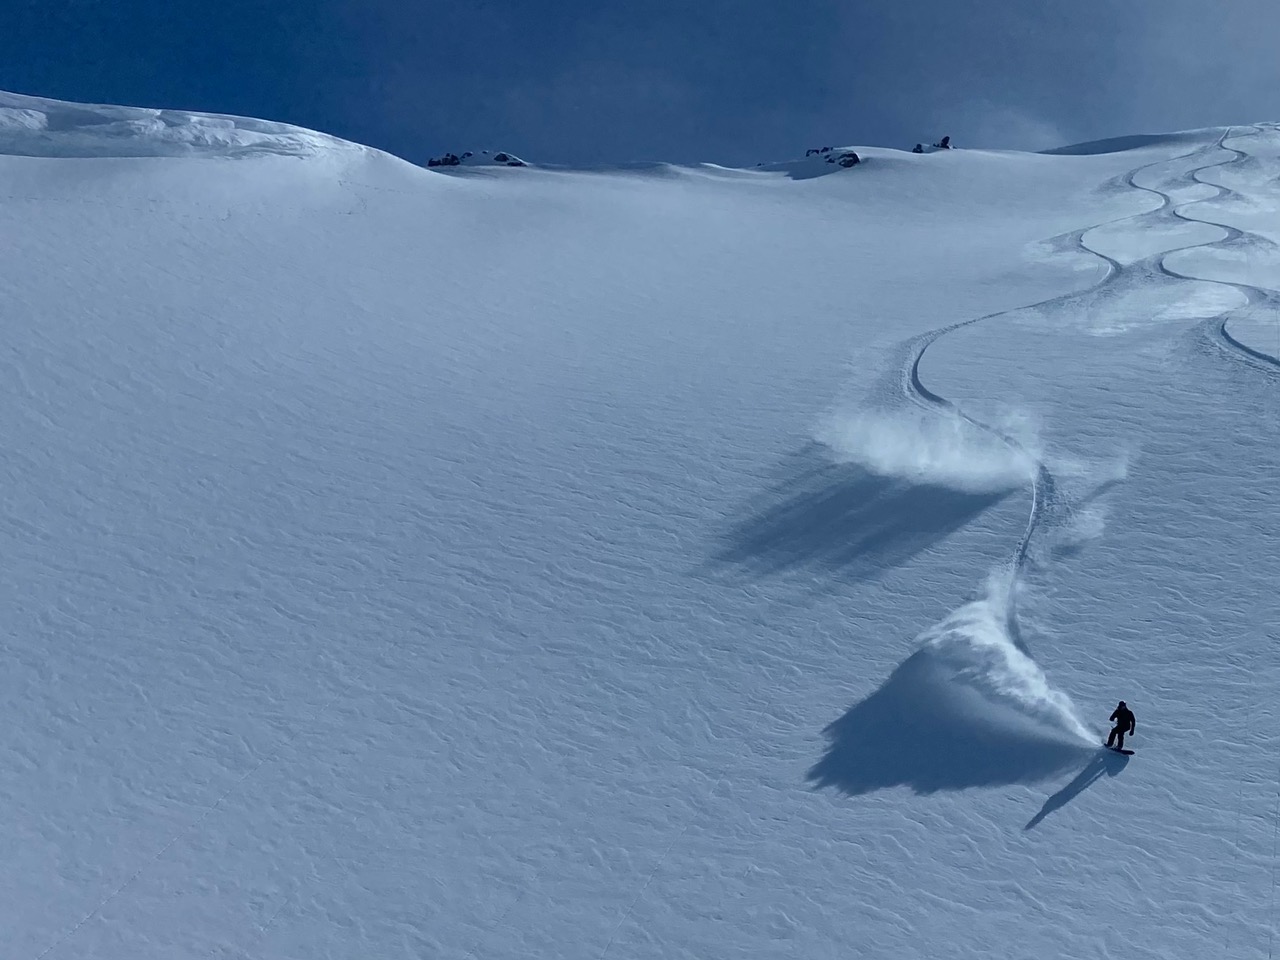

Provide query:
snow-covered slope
left=0, top=91, right=354, bottom=159
left=2, top=92, right=1278, bottom=959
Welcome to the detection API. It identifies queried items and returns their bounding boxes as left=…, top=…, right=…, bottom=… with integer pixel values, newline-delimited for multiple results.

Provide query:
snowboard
left=1104, top=745, right=1134, bottom=755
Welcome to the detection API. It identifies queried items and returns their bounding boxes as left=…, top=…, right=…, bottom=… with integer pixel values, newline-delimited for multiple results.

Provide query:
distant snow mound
left=1042, top=129, right=1224, bottom=156
left=0, top=90, right=357, bottom=159
left=758, top=145, right=879, bottom=180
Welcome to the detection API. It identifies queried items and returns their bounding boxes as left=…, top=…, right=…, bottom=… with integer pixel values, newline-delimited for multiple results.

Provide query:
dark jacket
left=1110, top=705, right=1136, bottom=733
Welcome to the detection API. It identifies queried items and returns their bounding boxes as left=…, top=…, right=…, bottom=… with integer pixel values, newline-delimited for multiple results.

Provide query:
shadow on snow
left=808, top=649, right=1093, bottom=796
left=1024, top=750, right=1130, bottom=829
left=716, top=449, right=1009, bottom=582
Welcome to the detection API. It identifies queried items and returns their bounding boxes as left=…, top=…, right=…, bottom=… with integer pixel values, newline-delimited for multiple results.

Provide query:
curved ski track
left=902, top=126, right=1279, bottom=651
left=1151, top=127, right=1280, bottom=372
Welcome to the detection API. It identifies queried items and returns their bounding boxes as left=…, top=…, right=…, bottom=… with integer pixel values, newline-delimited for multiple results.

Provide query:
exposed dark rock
left=427, top=152, right=461, bottom=167
left=426, top=149, right=527, bottom=169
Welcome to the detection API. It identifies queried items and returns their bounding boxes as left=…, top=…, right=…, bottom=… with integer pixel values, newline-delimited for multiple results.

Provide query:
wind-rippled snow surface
left=3, top=93, right=1279, bottom=959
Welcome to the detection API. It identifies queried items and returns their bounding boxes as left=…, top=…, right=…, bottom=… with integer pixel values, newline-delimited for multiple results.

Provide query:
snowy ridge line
left=899, top=142, right=1208, bottom=649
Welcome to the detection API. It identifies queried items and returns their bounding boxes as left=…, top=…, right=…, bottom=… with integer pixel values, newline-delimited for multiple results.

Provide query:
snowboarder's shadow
left=1024, top=750, right=1129, bottom=830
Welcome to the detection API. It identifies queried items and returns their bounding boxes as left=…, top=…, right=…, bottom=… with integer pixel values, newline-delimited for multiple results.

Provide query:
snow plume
left=1046, top=452, right=1131, bottom=558
left=809, top=571, right=1095, bottom=796
left=920, top=572, right=1095, bottom=744
left=1054, top=503, right=1111, bottom=554
left=815, top=407, right=1038, bottom=494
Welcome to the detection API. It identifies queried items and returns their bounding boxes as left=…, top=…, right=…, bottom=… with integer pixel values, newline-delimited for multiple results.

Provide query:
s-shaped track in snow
left=1142, top=126, right=1280, bottom=371
left=900, top=127, right=1276, bottom=652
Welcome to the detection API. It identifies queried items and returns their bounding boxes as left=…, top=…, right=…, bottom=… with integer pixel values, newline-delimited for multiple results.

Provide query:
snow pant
left=1107, top=725, right=1128, bottom=749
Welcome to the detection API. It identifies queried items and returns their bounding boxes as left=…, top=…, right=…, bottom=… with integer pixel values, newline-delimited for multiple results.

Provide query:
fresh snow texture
left=1, top=92, right=1279, bottom=959
left=0, top=90, right=354, bottom=158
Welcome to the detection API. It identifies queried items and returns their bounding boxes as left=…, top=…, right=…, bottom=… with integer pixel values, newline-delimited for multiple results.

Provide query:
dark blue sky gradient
left=3, top=0, right=1277, bottom=165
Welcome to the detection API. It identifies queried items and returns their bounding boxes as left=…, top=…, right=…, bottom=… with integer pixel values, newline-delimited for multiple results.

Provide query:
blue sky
left=3, top=0, right=1277, bottom=165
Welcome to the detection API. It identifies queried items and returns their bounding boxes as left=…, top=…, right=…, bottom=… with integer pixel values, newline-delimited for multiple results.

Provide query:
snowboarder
left=912, top=143, right=924, bottom=154
left=1106, top=700, right=1136, bottom=750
